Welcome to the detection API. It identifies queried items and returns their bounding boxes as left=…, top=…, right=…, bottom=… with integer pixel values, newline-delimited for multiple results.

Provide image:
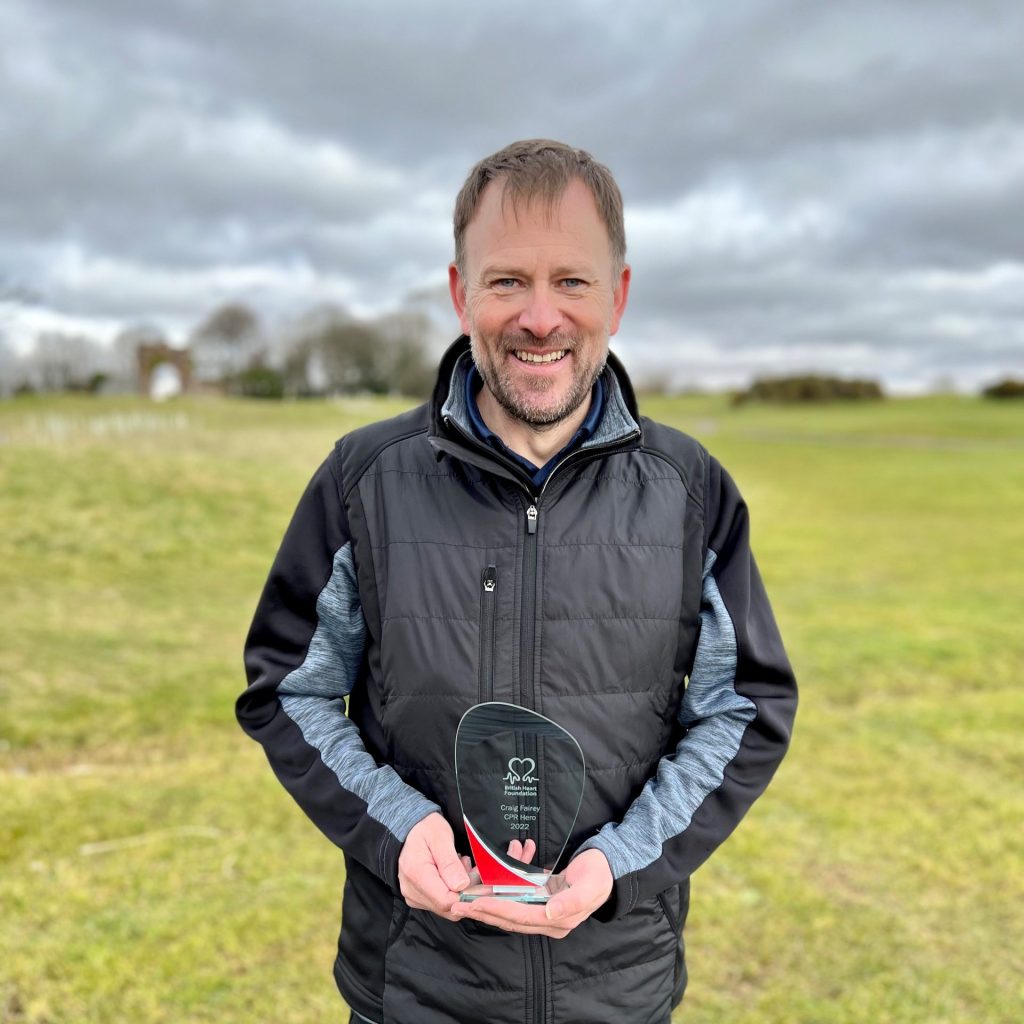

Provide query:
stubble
left=470, top=330, right=606, bottom=431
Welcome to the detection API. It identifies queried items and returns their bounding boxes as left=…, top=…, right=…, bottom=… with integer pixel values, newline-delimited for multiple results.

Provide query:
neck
left=476, top=387, right=592, bottom=468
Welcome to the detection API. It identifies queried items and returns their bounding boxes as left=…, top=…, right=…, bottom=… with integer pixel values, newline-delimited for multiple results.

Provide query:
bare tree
left=0, top=336, right=16, bottom=397
left=283, top=307, right=433, bottom=397
left=28, top=331, right=106, bottom=392
left=376, top=311, right=434, bottom=397
left=0, top=276, right=43, bottom=396
left=189, top=302, right=262, bottom=382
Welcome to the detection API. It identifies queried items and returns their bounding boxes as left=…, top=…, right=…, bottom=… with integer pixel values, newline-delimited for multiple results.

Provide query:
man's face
left=449, top=178, right=630, bottom=429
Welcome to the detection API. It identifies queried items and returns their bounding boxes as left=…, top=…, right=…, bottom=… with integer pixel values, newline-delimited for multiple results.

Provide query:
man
left=237, top=139, right=797, bottom=1024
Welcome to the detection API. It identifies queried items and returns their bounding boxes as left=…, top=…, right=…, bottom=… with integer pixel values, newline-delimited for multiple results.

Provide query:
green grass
left=1, top=392, right=1021, bottom=1023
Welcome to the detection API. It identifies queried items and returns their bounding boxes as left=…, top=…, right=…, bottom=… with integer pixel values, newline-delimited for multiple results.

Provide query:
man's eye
left=494, top=278, right=519, bottom=288
left=561, top=278, right=585, bottom=288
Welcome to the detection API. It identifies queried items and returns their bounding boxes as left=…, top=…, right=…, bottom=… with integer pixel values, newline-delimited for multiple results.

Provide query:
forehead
left=463, top=178, right=612, bottom=271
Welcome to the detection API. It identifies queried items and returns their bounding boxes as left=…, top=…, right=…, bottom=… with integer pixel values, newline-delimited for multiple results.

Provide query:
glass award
left=455, top=701, right=585, bottom=903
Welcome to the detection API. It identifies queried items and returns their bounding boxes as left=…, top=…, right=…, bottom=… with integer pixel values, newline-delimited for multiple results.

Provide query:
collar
left=463, top=363, right=605, bottom=484
left=439, top=341, right=640, bottom=453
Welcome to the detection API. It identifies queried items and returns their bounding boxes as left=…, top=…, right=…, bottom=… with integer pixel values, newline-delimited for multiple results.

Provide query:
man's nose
left=516, top=285, right=563, bottom=339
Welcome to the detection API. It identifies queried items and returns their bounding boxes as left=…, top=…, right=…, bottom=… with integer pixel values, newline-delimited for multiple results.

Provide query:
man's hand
left=450, top=848, right=613, bottom=939
left=397, top=812, right=471, bottom=922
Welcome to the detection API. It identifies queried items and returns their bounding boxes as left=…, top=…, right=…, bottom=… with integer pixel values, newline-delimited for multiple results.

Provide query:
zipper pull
left=483, top=565, right=497, bottom=592
left=526, top=504, right=538, bottom=535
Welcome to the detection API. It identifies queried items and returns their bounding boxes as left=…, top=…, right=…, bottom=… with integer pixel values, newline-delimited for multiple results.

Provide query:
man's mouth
left=512, top=349, right=568, bottom=364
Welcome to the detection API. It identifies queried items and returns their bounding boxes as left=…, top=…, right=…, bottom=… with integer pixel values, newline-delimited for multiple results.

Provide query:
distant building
left=137, top=342, right=192, bottom=400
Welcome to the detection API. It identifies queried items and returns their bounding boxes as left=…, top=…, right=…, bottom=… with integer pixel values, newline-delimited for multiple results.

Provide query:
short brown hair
left=453, top=139, right=626, bottom=275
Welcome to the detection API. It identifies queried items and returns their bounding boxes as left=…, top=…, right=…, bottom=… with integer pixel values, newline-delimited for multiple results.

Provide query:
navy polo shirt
left=465, top=364, right=605, bottom=490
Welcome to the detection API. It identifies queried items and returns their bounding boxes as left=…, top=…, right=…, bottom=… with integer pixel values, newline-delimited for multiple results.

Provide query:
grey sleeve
left=577, top=458, right=798, bottom=918
left=236, top=454, right=439, bottom=891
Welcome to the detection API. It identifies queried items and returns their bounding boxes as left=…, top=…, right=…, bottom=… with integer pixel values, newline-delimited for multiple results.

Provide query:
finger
left=453, top=897, right=548, bottom=928
left=437, top=855, right=470, bottom=892
left=409, top=898, right=465, bottom=925
left=456, top=855, right=484, bottom=885
left=455, top=910, right=566, bottom=936
left=503, top=838, right=537, bottom=865
left=454, top=904, right=570, bottom=938
left=434, top=842, right=471, bottom=890
left=545, top=892, right=573, bottom=920
left=406, top=890, right=465, bottom=922
left=546, top=885, right=590, bottom=921
left=407, top=863, right=462, bottom=913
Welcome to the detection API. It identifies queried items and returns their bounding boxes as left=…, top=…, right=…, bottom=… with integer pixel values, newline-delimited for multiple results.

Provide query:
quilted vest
left=334, top=339, right=707, bottom=1024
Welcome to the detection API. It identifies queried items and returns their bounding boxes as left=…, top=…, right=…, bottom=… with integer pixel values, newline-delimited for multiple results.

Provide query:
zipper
left=529, top=934, right=546, bottom=1024
left=520, top=501, right=539, bottom=708
left=534, top=428, right=641, bottom=505
left=441, top=413, right=641, bottom=506
left=657, top=890, right=680, bottom=935
left=478, top=565, right=497, bottom=703
left=443, top=413, right=640, bottom=1024
left=518, top=498, right=544, bottom=1024
left=515, top=432, right=639, bottom=723
left=658, top=888, right=683, bottom=994
left=521, top=440, right=638, bottom=1024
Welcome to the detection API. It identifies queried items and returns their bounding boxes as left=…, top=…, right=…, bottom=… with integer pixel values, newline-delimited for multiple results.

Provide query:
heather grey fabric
left=576, top=548, right=757, bottom=877
left=277, top=543, right=440, bottom=842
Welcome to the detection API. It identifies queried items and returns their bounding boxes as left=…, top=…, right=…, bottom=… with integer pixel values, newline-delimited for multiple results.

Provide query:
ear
left=449, top=263, right=472, bottom=335
left=608, top=265, right=631, bottom=337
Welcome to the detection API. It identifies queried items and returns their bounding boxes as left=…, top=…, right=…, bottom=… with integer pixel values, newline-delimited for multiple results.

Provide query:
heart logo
left=507, top=757, right=536, bottom=781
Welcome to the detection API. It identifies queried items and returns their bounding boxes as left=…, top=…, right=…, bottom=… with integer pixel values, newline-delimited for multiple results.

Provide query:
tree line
left=1, top=301, right=1021, bottom=401
left=0, top=301, right=438, bottom=399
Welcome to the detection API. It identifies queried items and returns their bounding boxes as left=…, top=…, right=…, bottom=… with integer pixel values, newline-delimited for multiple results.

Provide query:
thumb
left=439, top=856, right=470, bottom=892
left=427, top=835, right=470, bottom=892
left=545, top=883, right=585, bottom=921
left=546, top=850, right=612, bottom=920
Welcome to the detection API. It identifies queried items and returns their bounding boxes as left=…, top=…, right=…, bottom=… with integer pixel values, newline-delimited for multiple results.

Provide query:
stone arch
left=137, top=343, right=192, bottom=397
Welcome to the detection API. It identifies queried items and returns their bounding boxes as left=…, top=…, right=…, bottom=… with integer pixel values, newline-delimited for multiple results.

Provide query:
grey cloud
left=2, top=0, right=1023, bottom=388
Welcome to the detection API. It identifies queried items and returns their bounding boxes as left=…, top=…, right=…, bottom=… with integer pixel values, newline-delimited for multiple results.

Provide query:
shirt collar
left=441, top=347, right=640, bottom=455
left=464, top=363, right=606, bottom=483
left=465, top=365, right=604, bottom=445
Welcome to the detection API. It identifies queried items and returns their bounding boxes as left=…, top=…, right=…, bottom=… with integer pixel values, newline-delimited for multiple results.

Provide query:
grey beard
left=489, top=361, right=604, bottom=430
left=472, top=332, right=605, bottom=430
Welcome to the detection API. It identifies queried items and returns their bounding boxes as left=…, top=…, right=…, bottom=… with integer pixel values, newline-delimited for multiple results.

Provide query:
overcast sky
left=2, top=0, right=1023, bottom=391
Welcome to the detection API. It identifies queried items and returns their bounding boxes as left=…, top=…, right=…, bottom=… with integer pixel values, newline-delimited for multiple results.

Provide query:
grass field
left=1, top=390, right=1022, bottom=1023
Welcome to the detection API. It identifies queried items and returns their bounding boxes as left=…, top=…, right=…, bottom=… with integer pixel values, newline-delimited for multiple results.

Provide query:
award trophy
left=455, top=701, right=585, bottom=903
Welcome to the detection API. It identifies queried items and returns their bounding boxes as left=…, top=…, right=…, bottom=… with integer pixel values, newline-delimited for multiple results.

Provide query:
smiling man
left=452, top=174, right=629, bottom=468
left=237, top=139, right=798, bottom=1024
